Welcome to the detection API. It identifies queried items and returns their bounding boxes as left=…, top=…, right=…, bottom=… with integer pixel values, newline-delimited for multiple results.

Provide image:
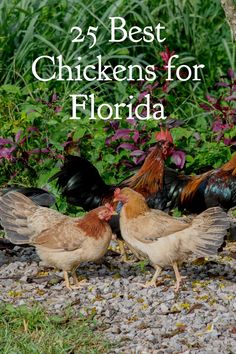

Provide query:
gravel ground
left=0, top=242, right=235, bottom=354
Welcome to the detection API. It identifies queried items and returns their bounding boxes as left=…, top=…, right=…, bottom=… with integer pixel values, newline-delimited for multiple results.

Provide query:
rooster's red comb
left=155, top=128, right=173, bottom=144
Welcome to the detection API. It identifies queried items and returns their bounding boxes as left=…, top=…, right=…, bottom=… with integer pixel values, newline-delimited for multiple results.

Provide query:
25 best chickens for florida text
left=31, top=17, right=205, bottom=121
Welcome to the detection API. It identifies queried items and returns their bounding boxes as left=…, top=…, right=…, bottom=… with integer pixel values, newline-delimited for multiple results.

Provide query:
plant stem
left=221, top=0, right=236, bottom=41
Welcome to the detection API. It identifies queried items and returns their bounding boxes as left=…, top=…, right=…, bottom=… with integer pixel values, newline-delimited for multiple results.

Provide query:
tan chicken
left=0, top=192, right=115, bottom=290
left=114, top=188, right=230, bottom=291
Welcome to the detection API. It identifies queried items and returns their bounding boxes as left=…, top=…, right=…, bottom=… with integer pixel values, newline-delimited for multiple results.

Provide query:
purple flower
left=133, top=154, right=146, bottom=165
left=0, top=138, right=14, bottom=145
left=109, top=121, right=120, bottom=130
left=193, top=132, right=201, bottom=141
left=15, top=130, right=22, bottom=142
left=56, top=154, right=65, bottom=160
left=117, top=143, right=136, bottom=151
left=138, top=91, right=148, bottom=102
left=223, top=138, right=232, bottom=145
left=225, top=95, right=236, bottom=101
left=133, top=130, right=140, bottom=143
left=212, top=121, right=230, bottom=132
left=26, top=126, right=39, bottom=132
left=200, top=103, right=212, bottom=111
left=206, top=95, right=217, bottom=103
left=171, top=150, right=186, bottom=169
left=227, top=68, right=235, bottom=79
left=0, top=146, right=16, bottom=160
left=130, top=150, right=145, bottom=157
left=54, top=106, right=62, bottom=113
left=215, top=82, right=229, bottom=88
left=111, top=129, right=132, bottom=141
left=161, top=47, right=175, bottom=65
left=51, top=93, right=58, bottom=102
left=105, top=136, right=113, bottom=146
left=28, top=148, right=50, bottom=155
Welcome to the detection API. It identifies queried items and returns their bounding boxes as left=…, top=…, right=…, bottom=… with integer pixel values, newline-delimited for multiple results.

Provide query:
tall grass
left=0, top=0, right=233, bottom=84
left=0, top=0, right=234, bottom=118
left=0, top=0, right=235, bottom=188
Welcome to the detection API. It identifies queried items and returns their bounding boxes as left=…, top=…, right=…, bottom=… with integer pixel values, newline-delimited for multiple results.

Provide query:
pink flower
left=111, top=129, right=132, bottom=141
left=51, top=93, right=58, bottom=102
left=0, top=146, right=16, bottom=160
left=223, top=138, right=232, bottom=145
left=15, top=130, right=23, bottom=142
left=227, top=68, right=235, bottom=79
left=212, top=121, right=229, bottom=132
left=117, top=143, right=136, bottom=151
left=171, top=150, right=186, bottom=169
left=160, top=47, right=175, bottom=65
left=54, top=106, right=62, bottom=113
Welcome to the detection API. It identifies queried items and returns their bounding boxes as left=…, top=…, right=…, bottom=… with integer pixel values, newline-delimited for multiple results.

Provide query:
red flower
left=160, top=47, right=175, bottom=65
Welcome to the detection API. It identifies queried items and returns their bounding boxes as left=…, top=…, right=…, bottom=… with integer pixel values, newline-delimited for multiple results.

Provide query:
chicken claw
left=138, top=265, right=162, bottom=288
left=138, top=279, right=158, bottom=288
left=64, top=271, right=88, bottom=290
left=172, top=262, right=187, bottom=292
left=64, top=271, right=72, bottom=290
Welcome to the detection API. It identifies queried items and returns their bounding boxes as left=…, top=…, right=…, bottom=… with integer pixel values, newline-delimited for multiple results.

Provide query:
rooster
left=49, top=129, right=174, bottom=211
left=0, top=192, right=115, bottom=290
left=114, top=188, right=229, bottom=291
left=151, top=154, right=236, bottom=213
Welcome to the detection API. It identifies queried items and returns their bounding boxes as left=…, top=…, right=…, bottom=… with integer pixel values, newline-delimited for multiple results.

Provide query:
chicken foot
left=172, top=262, right=187, bottom=292
left=139, top=265, right=162, bottom=288
left=63, top=270, right=88, bottom=290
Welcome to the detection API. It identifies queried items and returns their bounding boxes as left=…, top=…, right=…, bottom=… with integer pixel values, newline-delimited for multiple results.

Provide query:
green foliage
left=0, top=0, right=235, bottom=206
left=132, top=259, right=150, bottom=273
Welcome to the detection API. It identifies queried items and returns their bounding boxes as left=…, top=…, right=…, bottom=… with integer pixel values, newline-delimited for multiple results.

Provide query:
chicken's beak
left=112, top=210, right=118, bottom=216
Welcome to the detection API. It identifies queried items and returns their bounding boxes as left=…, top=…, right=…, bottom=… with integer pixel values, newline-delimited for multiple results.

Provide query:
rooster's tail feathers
left=48, top=155, right=110, bottom=209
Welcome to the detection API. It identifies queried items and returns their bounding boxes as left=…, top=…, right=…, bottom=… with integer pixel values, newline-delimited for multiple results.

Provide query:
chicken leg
left=139, top=265, right=162, bottom=288
left=63, top=270, right=71, bottom=290
left=63, top=270, right=87, bottom=290
left=72, top=269, right=88, bottom=287
left=172, top=262, right=186, bottom=292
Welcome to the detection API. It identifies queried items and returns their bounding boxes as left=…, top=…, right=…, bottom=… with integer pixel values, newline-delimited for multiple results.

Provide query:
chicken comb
left=155, top=128, right=173, bottom=144
left=104, top=203, right=114, bottom=213
left=114, top=188, right=121, bottom=198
